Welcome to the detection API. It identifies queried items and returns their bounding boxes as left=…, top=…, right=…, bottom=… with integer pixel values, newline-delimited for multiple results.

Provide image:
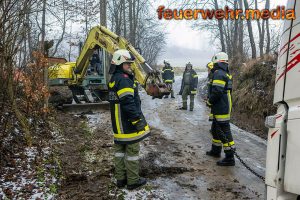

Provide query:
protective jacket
left=108, top=68, right=150, bottom=144
left=208, top=62, right=233, bottom=122
left=207, top=71, right=214, bottom=121
left=179, top=68, right=198, bottom=95
left=162, top=64, right=174, bottom=83
left=207, top=71, right=214, bottom=99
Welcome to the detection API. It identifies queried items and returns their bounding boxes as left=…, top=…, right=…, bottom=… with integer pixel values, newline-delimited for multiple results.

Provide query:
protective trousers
left=114, top=143, right=140, bottom=185
left=182, top=85, right=195, bottom=110
left=211, top=119, right=235, bottom=154
left=165, top=83, right=174, bottom=97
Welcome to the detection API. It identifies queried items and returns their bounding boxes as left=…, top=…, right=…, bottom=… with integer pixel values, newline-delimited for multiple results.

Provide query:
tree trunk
left=238, top=0, right=244, bottom=59
left=128, top=0, right=135, bottom=45
left=232, top=0, right=239, bottom=57
left=243, top=0, right=256, bottom=58
left=41, top=0, right=48, bottom=109
left=26, top=12, right=33, bottom=61
left=122, top=0, right=126, bottom=37
left=100, top=0, right=107, bottom=27
left=214, top=0, right=226, bottom=52
left=7, top=67, right=31, bottom=145
left=51, top=0, right=66, bottom=56
left=255, top=0, right=264, bottom=57
left=265, top=0, right=271, bottom=54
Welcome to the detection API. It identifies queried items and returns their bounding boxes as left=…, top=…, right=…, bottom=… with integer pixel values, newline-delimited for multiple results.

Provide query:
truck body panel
left=266, top=0, right=300, bottom=199
left=274, top=0, right=295, bottom=104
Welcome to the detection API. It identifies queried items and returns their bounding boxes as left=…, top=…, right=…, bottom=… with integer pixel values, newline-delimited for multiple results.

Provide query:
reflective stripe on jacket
left=207, top=71, right=214, bottom=99
left=208, top=62, right=233, bottom=122
left=108, top=69, right=150, bottom=144
left=162, top=64, right=174, bottom=83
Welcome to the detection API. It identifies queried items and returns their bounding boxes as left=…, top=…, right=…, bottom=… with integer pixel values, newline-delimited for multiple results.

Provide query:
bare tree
left=0, top=0, right=36, bottom=144
left=243, top=0, right=256, bottom=58
left=108, top=0, right=166, bottom=64
left=265, top=0, right=271, bottom=54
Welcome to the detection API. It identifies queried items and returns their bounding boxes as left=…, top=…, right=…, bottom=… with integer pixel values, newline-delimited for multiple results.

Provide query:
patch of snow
left=86, top=113, right=102, bottom=131
left=0, top=146, right=59, bottom=200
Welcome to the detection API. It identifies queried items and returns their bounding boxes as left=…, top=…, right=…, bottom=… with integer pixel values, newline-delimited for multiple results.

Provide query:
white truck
left=265, top=0, right=300, bottom=199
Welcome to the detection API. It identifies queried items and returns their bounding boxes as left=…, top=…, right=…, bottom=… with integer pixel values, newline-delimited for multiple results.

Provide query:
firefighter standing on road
left=108, top=49, right=150, bottom=190
left=162, top=60, right=175, bottom=98
left=178, top=62, right=198, bottom=111
left=206, top=61, right=214, bottom=101
left=206, top=52, right=236, bottom=166
left=206, top=61, right=214, bottom=125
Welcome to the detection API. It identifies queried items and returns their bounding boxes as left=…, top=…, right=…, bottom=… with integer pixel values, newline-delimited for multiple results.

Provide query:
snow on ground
left=0, top=147, right=59, bottom=200
left=0, top=126, right=65, bottom=200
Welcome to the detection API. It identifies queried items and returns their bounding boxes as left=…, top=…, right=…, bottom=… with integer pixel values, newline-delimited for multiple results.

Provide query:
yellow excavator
left=48, top=25, right=169, bottom=109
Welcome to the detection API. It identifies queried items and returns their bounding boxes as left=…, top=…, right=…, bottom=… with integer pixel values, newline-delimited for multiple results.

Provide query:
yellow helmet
left=207, top=62, right=214, bottom=69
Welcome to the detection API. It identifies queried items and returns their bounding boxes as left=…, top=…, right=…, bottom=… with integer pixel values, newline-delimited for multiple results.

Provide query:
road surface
left=119, top=74, right=267, bottom=199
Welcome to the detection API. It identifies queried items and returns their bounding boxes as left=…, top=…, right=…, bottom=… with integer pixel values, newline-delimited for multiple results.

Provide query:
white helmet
left=212, top=52, right=228, bottom=63
left=111, top=49, right=135, bottom=65
left=164, top=60, right=170, bottom=65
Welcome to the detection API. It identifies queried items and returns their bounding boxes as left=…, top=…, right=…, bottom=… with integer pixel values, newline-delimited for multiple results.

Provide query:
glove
left=206, top=100, right=212, bottom=108
left=178, top=91, right=182, bottom=95
left=132, top=118, right=147, bottom=132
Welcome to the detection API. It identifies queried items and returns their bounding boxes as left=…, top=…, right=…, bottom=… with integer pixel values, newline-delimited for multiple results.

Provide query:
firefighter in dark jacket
left=206, top=52, right=236, bottom=166
left=162, top=60, right=175, bottom=98
left=108, top=49, right=150, bottom=189
left=206, top=62, right=214, bottom=131
left=179, top=62, right=198, bottom=111
left=206, top=61, right=214, bottom=100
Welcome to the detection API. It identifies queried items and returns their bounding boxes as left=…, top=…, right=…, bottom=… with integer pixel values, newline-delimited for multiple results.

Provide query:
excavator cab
left=70, top=47, right=110, bottom=103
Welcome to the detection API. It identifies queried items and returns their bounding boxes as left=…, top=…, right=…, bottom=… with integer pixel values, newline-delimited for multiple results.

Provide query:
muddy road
left=56, top=73, right=266, bottom=199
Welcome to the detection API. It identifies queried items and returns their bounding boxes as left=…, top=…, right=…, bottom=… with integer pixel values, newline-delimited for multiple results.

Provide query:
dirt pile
left=230, top=56, right=277, bottom=138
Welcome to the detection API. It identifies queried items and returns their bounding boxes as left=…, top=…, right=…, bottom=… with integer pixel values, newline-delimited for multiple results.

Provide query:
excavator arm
left=73, top=25, right=169, bottom=98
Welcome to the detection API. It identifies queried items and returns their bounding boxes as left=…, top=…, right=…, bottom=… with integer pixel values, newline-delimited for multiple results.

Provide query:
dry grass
left=230, top=55, right=277, bottom=137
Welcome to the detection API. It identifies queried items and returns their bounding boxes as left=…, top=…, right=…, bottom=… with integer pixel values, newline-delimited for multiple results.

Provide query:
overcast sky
left=153, top=0, right=288, bottom=67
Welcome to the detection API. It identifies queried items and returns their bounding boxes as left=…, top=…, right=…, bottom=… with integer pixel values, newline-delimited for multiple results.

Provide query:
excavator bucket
left=144, top=71, right=171, bottom=98
left=146, top=83, right=170, bottom=98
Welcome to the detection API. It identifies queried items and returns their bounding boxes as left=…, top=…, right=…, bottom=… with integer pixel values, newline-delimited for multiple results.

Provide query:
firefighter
left=90, top=51, right=102, bottom=75
left=162, top=60, right=175, bottom=98
left=178, top=62, right=198, bottom=111
left=108, top=49, right=150, bottom=189
left=206, top=52, right=236, bottom=166
left=206, top=61, right=215, bottom=138
left=206, top=62, right=214, bottom=99
left=206, top=61, right=214, bottom=121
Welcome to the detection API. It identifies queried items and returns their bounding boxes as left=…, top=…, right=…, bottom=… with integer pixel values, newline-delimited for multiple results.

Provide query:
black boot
left=127, top=178, right=147, bottom=190
left=164, top=95, right=169, bottom=99
left=217, top=151, right=235, bottom=166
left=171, top=95, right=175, bottom=99
left=178, top=107, right=187, bottom=110
left=116, top=179, right=127, bottom=188
left=206, top=145, right=221, bottom=158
